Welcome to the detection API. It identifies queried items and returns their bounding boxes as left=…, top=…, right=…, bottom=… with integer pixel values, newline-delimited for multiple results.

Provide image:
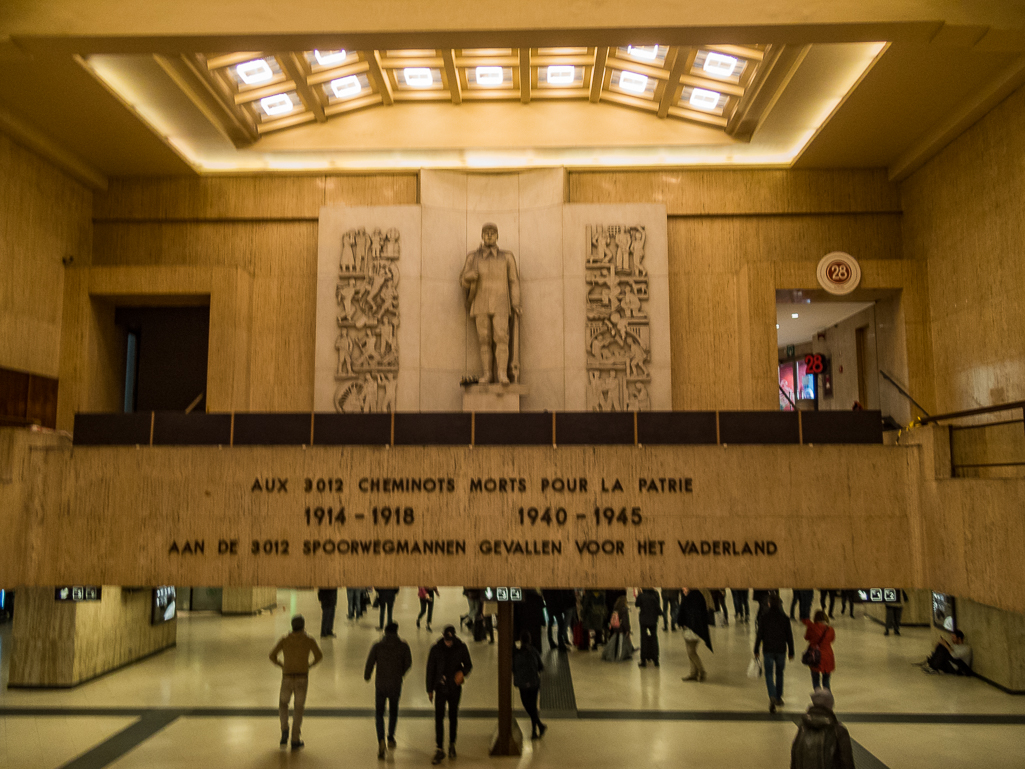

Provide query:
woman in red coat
left=802, top=610, right=836, bottom=690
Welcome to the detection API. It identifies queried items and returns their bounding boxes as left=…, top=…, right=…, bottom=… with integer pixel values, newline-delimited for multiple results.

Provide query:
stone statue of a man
left=460, top=223, right=521, bottom=384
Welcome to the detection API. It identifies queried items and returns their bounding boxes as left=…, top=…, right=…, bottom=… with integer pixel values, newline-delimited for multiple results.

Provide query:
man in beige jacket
left=269, top=614, right=324, bottom=749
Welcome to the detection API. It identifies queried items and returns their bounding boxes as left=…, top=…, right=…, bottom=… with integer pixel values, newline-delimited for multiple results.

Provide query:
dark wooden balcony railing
left=70, top=409, right=884, bottom=447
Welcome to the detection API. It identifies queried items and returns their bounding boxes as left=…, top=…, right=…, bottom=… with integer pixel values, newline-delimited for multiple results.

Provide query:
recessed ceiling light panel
left=260, top=93, right=296, bottom=116
left=703, top=52, right=739, bottom=78
left=236, top=59, right=274, bottom=85
left=618, top=71, right=649, bottom=94
left=403, top=67, right=434, bottom=88
left=314, top=50, right=348, bottom=67
left=791, top=313, right=799, bottom=319
left=330, top=75, right=362, bottom=99
left=626, top=45, right=660, bottom=61
left=545, top=65, right=576, bottom=85
left=688, top=87, right=722, bottom=111
left=474, top=66, right=505, bottom=86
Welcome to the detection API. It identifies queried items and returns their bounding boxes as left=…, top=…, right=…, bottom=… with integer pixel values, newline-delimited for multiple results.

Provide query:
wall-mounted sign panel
left=54, top=586, right=102, bottom=601
left=1, top=432, right=919, bottom=589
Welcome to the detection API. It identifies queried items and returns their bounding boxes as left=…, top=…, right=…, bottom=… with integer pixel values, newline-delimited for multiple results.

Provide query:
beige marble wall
left=222, top=586, right=277, bottom=615
left=950, top=597, right=1025, bottom=692
left=75, top=175, right=417, bottom=428
left=420, top=169, right=568, bottom=411
left=0, top=132, right=92, bottom=379
left=567, top=170, right=925, bottom=412
left=811, top=304, right=879, bottom=412
left=902, top=82, right=1025, bottom=414
left=9, top=585, right=176, bottom=687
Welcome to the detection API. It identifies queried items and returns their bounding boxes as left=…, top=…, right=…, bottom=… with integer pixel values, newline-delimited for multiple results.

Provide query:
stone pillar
left=221, top=586, right=277, bottom=615
left=9, top=586, right=175, bottom=687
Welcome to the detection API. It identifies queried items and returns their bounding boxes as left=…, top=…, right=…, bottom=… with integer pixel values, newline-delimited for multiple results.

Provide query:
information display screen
left=152, top=586, right=177, bottom=625
left=932, top=592, right=956, bottom=631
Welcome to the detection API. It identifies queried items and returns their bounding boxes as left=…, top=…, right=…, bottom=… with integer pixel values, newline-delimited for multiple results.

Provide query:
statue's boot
left=478, top=345, right=492, bottom=384
left=496, top=345, right=510, bottom=385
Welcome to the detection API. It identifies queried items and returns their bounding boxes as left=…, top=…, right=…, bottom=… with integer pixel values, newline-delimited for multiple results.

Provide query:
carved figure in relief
left=627, top=382, right=651, bottom=411
left=626, top=338, right=649, bottom=378
left=379, top=318, right=397, bottom=359
left=460, top=223, right=521, bottom=384
left=630, top=228, right=647, bottom=276
left=340, top=232, right=357, bottom=272
left=369, top=228, right=384, bottom=260
left=335, top=327, right=355, bottom=377
left=620, top=284, right=642, bottom=318
left=361, top=372, right=379, bottom=412
left=333, top=225, right=400, bottom=413
left=586, top=224, right=651, bottom=412
left=378, top=374, right=397, bottom=412
left=383, top=228, right=401, bottom=259
left=598, top=371, right=622, bottom=411
left=615, top=229, right=632, bottom=271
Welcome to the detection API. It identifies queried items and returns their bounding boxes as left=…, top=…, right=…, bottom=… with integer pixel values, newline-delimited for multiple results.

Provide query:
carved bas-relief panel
left=333, top=227, right=400, bottom=412
left=585, top=225, right=651, bottom=411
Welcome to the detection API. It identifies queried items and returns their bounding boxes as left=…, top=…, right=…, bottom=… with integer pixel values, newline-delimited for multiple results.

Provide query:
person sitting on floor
left=921, top=629, right=972, bottom=675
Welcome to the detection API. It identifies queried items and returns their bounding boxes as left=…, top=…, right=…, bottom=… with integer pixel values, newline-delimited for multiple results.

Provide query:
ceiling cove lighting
left=403, top=67, right=434, bottom=87
left=627, top=45, right=660, bottom=61
left=236, top=59, right=273, bottom=85
left=475, top=66, right=504, bottom=86
left=703, top=52, right=739, bottom=78
left=689, top=87, right=721, bottom=110
left=618, top=71, right=648, bottom=94
left=545, top=65, right=575, bottom=85
left=330, top=75, right=361, bottom=99
left=260, top=94, right=295, bottom=116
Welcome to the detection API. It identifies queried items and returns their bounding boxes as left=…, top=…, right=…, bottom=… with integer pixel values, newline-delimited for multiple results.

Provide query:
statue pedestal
left=462, top=383, right=529, bottom=413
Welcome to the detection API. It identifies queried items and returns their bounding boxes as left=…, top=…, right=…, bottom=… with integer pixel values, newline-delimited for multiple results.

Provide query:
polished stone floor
left=1, top=589, right=1023, bottom=768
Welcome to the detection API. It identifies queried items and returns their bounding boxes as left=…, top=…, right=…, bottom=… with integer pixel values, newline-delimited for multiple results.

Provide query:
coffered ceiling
left=1, top=1, right=1024, bottom=188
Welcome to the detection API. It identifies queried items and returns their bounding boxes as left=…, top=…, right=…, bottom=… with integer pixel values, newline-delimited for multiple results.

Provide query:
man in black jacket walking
left=317, top=587, right=338, bottom=638
left=754, top=594, right=795, bottom=712
left=365, top=622, right=413, bottom=758
left=636, top=588, right=663, bottom=667
left=426, top=626, right=473, bottom=764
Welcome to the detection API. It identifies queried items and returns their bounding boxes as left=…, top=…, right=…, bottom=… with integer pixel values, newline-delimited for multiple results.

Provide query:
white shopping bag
left=747, top=657, right=763, bottom=679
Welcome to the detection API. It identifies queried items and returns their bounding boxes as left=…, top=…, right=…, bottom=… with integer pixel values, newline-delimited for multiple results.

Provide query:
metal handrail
left=920, top=400, right=1025, bottom=425
left=879, top=370, right=931, bottom=417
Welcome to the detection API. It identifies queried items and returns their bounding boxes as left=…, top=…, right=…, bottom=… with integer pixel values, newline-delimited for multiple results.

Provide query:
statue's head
left=481, top=223, right=499, bottom=247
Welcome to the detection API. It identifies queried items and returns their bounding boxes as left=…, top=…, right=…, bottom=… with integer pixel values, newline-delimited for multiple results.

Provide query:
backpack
left=793, top=722, right=839, bottom=769
left=610, top=611, right=621, bottom=630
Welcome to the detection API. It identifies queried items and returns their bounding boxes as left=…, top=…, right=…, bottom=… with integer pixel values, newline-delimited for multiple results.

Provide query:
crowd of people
left=275, top=586, right=972, bottom=765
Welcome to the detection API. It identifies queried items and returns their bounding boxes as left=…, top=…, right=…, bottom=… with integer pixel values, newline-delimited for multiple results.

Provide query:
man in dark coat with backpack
left=790, top=688, right=855, bottom=769
left=364, top=622, right=412, bottom=758
left=426, top=626, right=473, bottom=764
left=636, top=588, right=663, bottom=667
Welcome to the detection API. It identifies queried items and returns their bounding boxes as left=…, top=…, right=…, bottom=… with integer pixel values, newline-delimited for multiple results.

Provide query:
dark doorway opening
left=115, top=307, right=210, bottom=412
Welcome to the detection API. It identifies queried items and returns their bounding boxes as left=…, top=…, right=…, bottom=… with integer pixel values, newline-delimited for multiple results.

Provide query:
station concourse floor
left=1, top=590, right=1023, bottom=769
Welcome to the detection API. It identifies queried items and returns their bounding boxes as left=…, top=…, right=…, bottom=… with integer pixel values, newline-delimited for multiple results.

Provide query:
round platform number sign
left=817, top=251, right=861, bottom=295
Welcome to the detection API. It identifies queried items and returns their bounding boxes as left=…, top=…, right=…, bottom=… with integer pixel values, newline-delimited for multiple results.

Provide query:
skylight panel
left=683, top=86, right=727, bottom=113
left=314, top=50, right=348, bottom=67
left=703, top=52, right=738, bottom=78
left=544, top=65, right=580, bottom=86
left=236, top=58, right=274, bottom=85
left=330, top=75, right=362, bottom=99
left=618, top=71, right=649, bottom=95
left=403, top=67, right=435, bottom=88
left=259, top=92, right=298, bottom=117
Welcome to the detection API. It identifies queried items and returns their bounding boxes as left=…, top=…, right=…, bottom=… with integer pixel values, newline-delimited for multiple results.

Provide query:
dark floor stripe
left=852, top=739, right=891, bottom=769
left=58, top=710, right=179, bottom=769
left=4, top=706, right=1025, bottom=725
left=539, top=647, right=577, bottom=713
